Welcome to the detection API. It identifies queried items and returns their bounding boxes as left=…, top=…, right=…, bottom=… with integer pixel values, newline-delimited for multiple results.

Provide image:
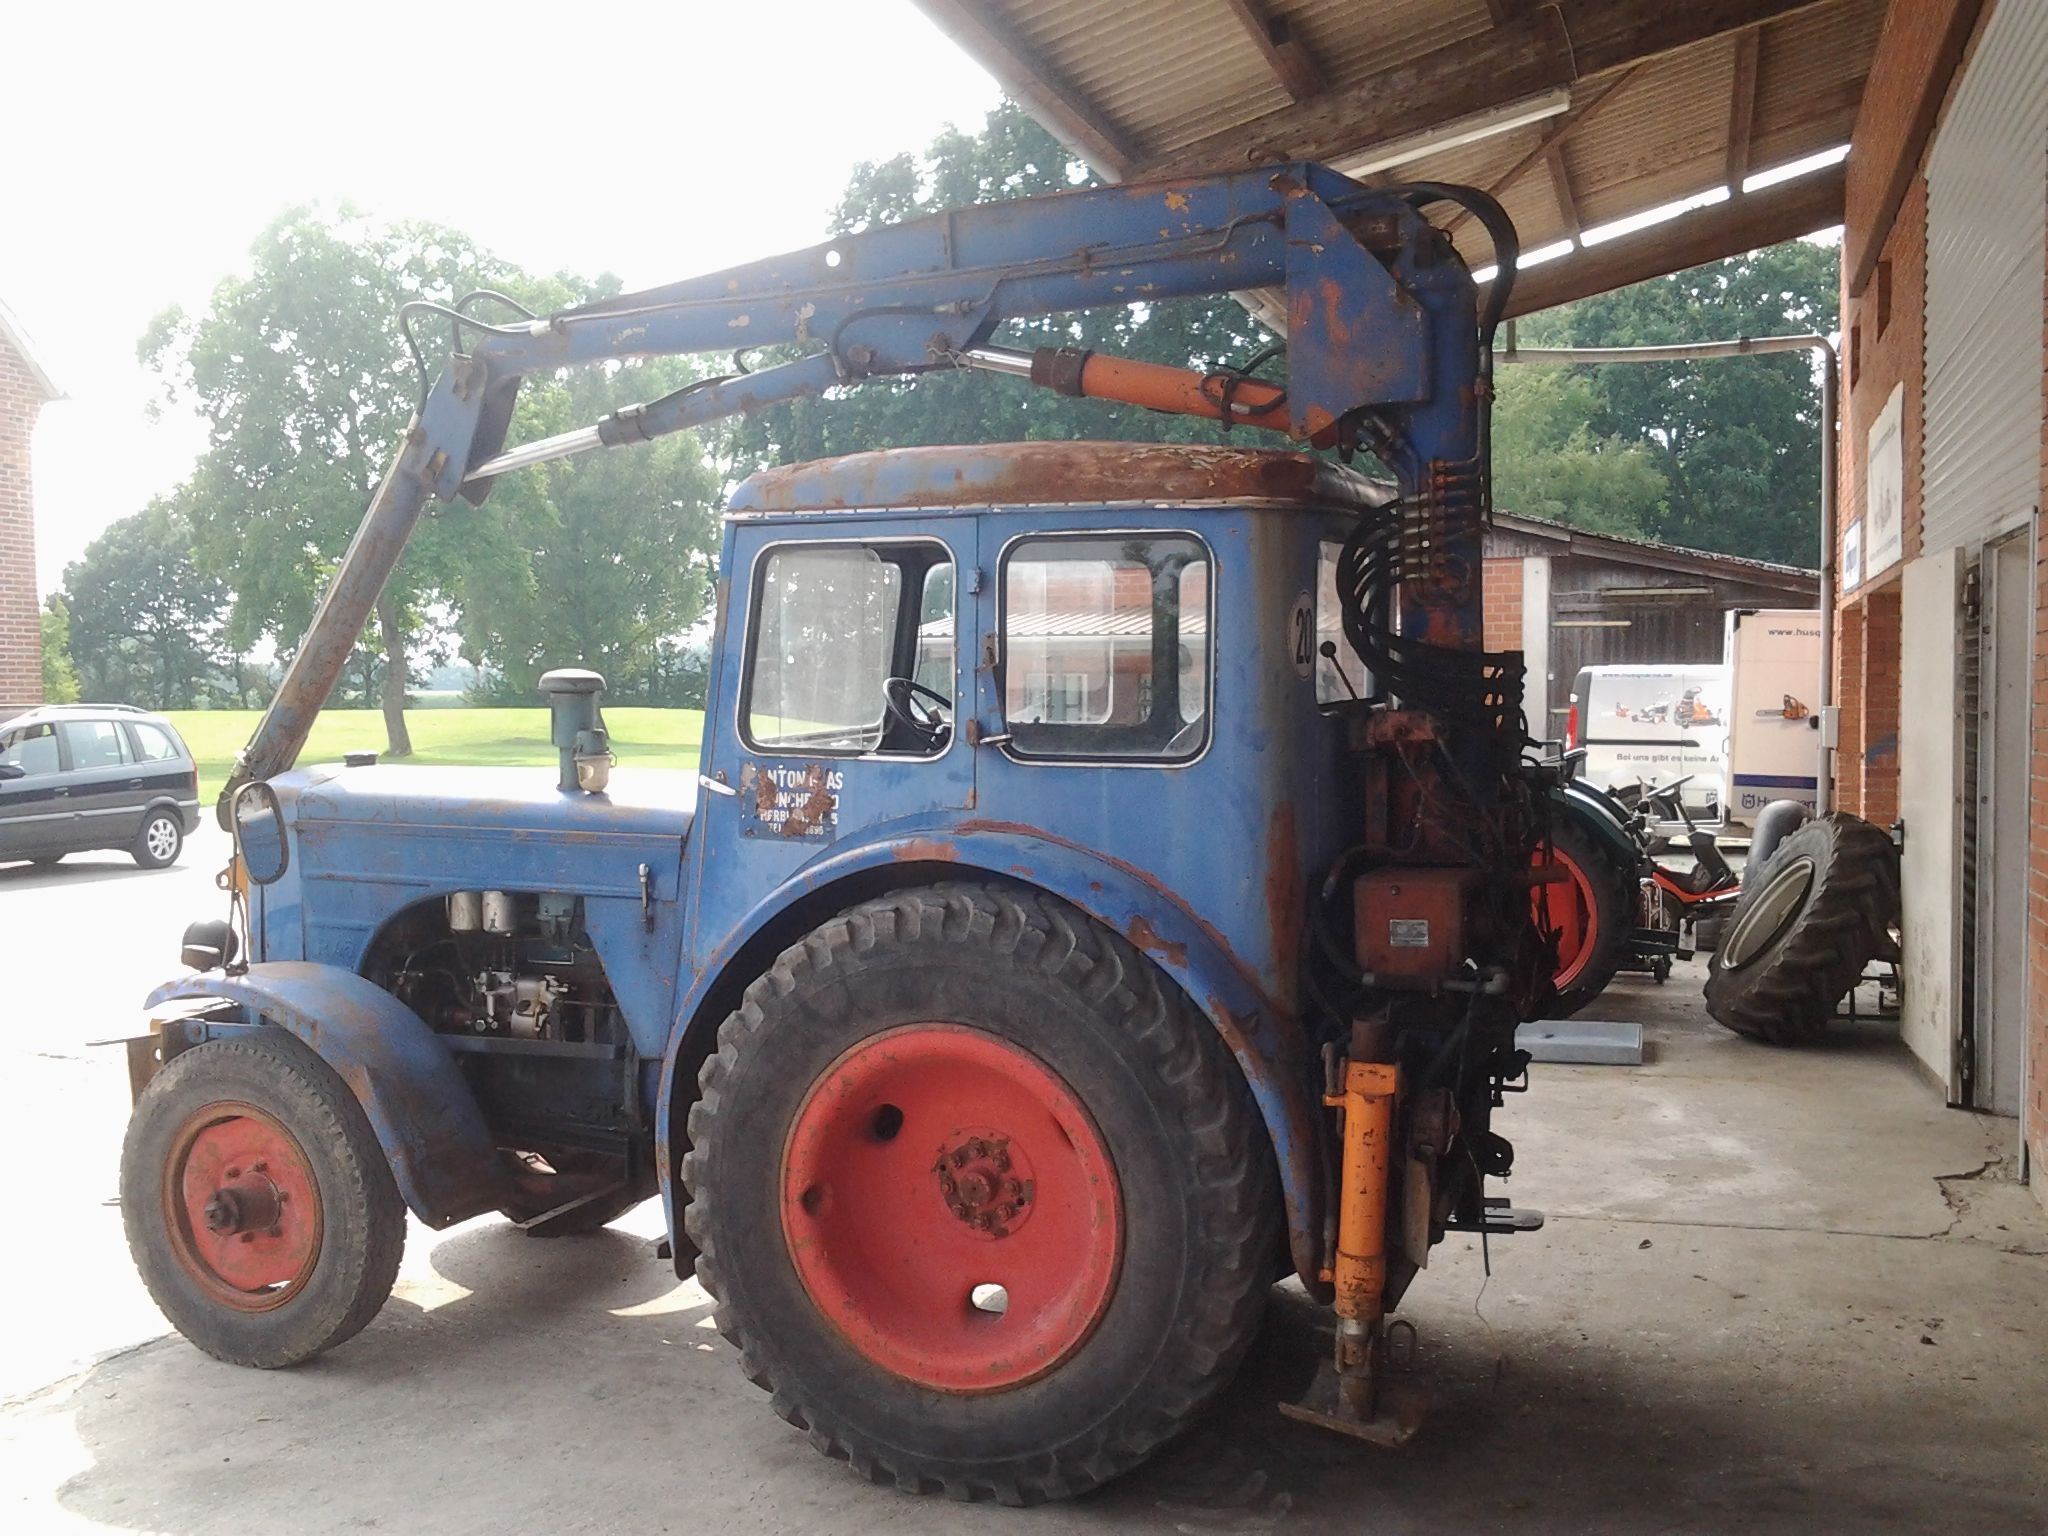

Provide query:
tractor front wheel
left=121, top=1032, right=405, bottom=1367
left=683, top=883, right=1280, bottom=1505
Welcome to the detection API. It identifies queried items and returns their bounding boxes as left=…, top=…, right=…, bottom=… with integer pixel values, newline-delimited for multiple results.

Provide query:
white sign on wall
left=1864, top=382, right=1904, bottom=579
left=1842, top=517, right=1862, bottom=590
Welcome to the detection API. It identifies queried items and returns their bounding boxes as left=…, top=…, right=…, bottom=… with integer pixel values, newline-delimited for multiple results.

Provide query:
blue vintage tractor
left=115, top=167, right=1558, bottom=1502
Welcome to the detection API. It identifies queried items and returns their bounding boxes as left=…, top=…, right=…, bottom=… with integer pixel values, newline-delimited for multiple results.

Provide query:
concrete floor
left=4, top=852, right=2045, bottom=1532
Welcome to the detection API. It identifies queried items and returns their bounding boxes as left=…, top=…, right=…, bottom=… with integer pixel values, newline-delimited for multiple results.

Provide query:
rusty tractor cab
left=118, top=166, right=1557, bottom=1504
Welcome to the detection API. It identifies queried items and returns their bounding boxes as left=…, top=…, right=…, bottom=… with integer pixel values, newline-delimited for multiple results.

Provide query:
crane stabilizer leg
left=1279, top=1026, right=1426, bottom=1446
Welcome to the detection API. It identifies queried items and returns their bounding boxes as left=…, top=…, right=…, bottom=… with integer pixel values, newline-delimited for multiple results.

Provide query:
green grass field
left=161, top=707, right=706, bottom=804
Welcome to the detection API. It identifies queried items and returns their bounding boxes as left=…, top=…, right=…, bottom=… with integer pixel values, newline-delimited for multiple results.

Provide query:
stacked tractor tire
left=1703, top=812, right=1901, bottom=1045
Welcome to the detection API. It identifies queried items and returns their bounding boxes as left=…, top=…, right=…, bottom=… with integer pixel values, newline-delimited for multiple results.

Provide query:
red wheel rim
left=1535, top=845, right=1600, bottom=988
left=780, top=1025, right=1122, bottom=1393
left=162, top=1101, right=323, bottom=1311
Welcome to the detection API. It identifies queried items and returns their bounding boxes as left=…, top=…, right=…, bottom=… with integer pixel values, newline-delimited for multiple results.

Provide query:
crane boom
left=223, top=163, right=1517, bottom=808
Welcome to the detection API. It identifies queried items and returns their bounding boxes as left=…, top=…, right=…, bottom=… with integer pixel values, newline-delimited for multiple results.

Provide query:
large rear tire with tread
left=121, top=1032, right=405, bottom=1367
left=1704, top=813, right=1899, bottom=1045
left=1539, top=815, right=1632, bottom=1018
left=683, top=882, right=1281, bottom=1506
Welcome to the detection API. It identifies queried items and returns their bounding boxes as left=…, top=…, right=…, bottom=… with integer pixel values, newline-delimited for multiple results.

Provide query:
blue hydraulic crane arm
left=223, top=163, right=1519, bottom=805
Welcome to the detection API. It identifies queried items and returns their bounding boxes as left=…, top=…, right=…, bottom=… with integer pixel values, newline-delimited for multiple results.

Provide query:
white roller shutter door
left=1922, top=0, right=2048, bottom=556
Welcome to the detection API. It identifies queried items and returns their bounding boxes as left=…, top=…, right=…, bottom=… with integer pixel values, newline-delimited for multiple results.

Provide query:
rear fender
left=1554, top=780, right=1645, bottom=873
left=145, top=961, right=507, bottom=1228
left=660, top=826, right=1325, bottom=1286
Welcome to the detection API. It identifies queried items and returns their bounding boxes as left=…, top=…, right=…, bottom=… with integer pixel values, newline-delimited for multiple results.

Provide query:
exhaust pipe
left=539, top=668, right=613, bottom=794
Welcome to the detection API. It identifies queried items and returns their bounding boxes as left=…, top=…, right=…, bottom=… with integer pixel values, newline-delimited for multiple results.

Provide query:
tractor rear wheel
left=1536, top=817, right=1630, bottom=1017
left=683, top=882, right=1280, bottom=1505
left=1704, top=813, right=1900, bottom=1045
left=121, top=1032, right=405, bottom=1367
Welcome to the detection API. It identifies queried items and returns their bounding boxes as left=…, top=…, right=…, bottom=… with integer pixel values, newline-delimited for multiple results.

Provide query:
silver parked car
left=0, top=704, right=201, bottom=868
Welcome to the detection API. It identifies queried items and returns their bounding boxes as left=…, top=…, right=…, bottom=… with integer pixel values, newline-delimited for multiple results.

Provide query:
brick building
left=1826, top=0, right=2045, bottom=1177
left=0, top=298, right=59, bottom=721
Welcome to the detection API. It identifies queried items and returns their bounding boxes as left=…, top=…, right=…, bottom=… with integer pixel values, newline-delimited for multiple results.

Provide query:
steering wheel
left=882, top=677, right=952, bottom=749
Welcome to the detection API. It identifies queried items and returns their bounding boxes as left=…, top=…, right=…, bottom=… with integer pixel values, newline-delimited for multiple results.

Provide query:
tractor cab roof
left=725, top=441, right=1397, bottom=521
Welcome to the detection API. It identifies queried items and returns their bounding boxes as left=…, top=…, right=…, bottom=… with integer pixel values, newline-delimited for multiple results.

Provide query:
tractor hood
left=280, top=762, right=696, bottom=843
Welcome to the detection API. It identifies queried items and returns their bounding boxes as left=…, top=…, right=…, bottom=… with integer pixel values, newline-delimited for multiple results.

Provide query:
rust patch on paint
left=892, top=837, right=959, bottom=863
left=1264, top=801, right=1304, bottom=1011
left=1126, top=915, right=1187, bottom=969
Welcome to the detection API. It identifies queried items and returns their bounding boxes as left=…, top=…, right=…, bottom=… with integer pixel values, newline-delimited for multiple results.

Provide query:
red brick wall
left=1844, top=0, right=1985, bottom=294
left=0, top=331, right=46, bottom=713
left=1834, top=175, right=1925, bottom=823
left=1482, top=557, right=1523, bottom=653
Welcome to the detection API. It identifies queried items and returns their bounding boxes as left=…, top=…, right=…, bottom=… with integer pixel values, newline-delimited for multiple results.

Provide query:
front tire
left=133, top=810, right=184, bottom=868
left=683, top=883, right=1280, bottom=1505
left=121, top=1033, right=405, bottom=1367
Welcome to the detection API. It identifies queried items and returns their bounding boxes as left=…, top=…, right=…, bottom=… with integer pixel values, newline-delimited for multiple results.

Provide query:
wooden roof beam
left=1726, top=27, right=1760, bottom=191
left=1137, top=0, right=1835, bottom=179
left=1442, top=68, right=1637, bottom=237
left=1494, top=160, right=1844, bottom=319
left=1221, top=0, right=1325, bottom=103
left=1545, top=143, right=1584, bottom=244
left=910, top=0, right=1139, bottom=179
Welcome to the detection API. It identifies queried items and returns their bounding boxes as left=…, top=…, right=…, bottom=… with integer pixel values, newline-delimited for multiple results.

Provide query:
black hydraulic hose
left=1387, top=181, right=1519, bottom=344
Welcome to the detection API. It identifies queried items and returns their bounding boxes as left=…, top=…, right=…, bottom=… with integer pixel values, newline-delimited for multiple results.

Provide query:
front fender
left=147, top=962, right=507, bottom=1229
left=660, top=825, right=1325, bottom=1286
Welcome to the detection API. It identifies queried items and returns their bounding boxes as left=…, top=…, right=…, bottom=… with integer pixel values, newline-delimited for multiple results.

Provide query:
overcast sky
left=2, top=1, right=1001, bottom=596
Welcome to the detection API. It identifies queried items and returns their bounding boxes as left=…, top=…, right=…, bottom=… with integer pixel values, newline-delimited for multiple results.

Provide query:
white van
left=1567, top=663, right=1729, bottom=817
left=1722, top=607, right=1824, bottom=824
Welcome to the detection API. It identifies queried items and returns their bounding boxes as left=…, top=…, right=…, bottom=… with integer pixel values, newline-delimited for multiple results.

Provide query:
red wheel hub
left=164, top=1102, right=322, bottom=1310
left=780, top=1025, right=1121, bottom=1393
left=1535, top=844, right=1600, bottom=988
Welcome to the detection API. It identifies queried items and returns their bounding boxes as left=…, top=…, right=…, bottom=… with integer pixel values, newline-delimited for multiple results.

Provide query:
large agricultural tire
left=1536, top=815, right=1632, bottom=1018
left=121, top=1032, right=406, bottom=1367
left=683, top=882, right=1281, bottom=1506
left=1704, top=813, right=1899, bottom=1046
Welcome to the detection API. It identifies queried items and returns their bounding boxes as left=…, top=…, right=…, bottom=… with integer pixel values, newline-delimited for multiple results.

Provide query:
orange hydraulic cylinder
left=1027, top=346, right=1294, bottom=435
left=1328, top=1060, right=1399, bottom=1330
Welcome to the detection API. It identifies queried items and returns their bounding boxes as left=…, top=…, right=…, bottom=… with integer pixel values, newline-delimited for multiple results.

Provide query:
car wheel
left=134, top=810, right=184, bottom=868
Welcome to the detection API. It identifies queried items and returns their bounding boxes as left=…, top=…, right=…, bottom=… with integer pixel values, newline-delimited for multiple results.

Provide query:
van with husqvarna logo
left=1566, top=664, right=1728, bottom=818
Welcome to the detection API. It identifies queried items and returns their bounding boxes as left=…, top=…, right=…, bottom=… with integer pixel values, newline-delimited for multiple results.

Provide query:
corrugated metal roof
left=1491, top=511, right=1820, bottom=586
left=917, top=0, right=1881, bottom=306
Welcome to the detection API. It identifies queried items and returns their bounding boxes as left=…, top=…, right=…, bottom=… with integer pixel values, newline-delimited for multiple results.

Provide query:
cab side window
left=0, top=723, right=60, bottom=776
left=1001, top=534, right=1211, bottom=761
left=743, top=542, right=955, bottom=757
left=59, top=720, right=132, bottom=770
